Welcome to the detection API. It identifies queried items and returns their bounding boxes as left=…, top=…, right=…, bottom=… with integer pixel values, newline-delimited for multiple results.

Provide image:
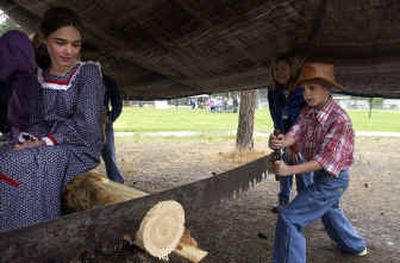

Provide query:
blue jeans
left=273, top=170, right=366, bottom=263
left=278, top=154, right=313, bottom=204
left=101, top=122, right=124, bottom=184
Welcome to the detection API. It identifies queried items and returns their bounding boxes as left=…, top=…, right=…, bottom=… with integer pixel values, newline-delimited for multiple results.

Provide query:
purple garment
left=0, top=30, right=35, bottom=140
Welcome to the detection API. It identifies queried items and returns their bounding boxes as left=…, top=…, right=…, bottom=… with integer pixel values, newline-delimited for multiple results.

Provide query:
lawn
left=114, top=107, right=270, bottom=133
left=347, top=110, right=400, bottom=132
left=114, top=107, right=400, bottom=133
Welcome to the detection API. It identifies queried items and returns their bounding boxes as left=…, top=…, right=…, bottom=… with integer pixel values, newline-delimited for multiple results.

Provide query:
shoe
left=332, top=242, right=368, bottom=257
left=257, top=231, right=268, bottom=240
left=271, top=204, right=286, bottom=213
left=355, top=248, right=368, bottom=257
left=270, top=202, right=287, bottom=214
left=270, top=205, right=281, bottom=213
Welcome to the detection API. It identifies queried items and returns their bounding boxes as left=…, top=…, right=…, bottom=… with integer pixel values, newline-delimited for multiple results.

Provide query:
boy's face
left=302, top=81, right=331, bottom=108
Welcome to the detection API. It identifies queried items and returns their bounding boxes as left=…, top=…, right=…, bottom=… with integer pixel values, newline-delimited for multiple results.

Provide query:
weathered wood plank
left=0, top=0, right=399, bottom=98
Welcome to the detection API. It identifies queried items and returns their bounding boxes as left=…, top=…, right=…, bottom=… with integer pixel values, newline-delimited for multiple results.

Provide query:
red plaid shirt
left=288, top=97, right=354, bottom=176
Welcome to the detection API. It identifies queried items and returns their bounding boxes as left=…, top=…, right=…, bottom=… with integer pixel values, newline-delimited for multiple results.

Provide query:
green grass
left=114, top=107, right=400, bottom=133
left=115, top=107, right=250, bottom=132
left=347, top=110, right=400, bottom=132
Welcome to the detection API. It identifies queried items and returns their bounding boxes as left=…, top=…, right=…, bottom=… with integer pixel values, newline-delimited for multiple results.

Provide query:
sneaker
left=270, top=202, right=287, bottom=214
left=257, top=231, right=268, bottom=240
left=355, top=248, right=368, bottom=257
left=271, top=205, right=281, bottom=213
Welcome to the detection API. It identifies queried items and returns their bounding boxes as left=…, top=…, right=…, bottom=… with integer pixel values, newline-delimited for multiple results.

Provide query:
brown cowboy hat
left=295, top=62, right=345, bottom=90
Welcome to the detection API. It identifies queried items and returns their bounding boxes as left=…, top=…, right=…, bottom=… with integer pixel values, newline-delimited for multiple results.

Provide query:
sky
left=0, top=10, right=7, bottom=24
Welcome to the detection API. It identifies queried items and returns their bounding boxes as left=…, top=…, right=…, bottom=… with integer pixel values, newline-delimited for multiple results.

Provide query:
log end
left=135, top=200, right=185, bottom=260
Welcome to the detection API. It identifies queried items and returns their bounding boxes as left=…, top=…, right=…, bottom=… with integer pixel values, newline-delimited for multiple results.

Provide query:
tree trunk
left=63, top=172, right=208, bottom=262
left=236, top=89, right=257, bottom=151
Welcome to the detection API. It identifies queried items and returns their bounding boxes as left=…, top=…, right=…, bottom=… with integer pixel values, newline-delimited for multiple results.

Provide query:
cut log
left=2, top=156, right=269, bottom=263
left=63, top=172, right=208, bottom=262
left=135, top=200, right=185, bottom=260
left=63, top=172, right=149, bottom=212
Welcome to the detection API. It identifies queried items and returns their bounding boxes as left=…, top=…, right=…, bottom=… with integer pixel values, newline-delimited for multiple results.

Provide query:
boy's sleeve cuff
left=314, top=156, right=340, bottom=177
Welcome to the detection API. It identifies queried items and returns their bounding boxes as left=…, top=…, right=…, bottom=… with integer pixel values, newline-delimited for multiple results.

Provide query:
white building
left=382, top=99, right=400, bottom=109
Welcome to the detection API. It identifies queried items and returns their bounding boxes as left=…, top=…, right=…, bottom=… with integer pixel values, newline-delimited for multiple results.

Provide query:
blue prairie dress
left=0, top=61, right=104, bottom=232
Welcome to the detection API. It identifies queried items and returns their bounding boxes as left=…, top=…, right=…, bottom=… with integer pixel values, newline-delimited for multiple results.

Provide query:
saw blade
left=0, top=155, right=272, bottom=262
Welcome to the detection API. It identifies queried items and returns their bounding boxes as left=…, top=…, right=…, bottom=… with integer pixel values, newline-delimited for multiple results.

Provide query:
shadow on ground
left=93, top=137, right=399, bottom=263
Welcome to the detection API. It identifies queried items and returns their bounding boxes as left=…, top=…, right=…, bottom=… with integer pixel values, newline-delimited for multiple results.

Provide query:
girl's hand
left=273, top=160, right=292, bottom=176
left=14, top=140, right=45, bottom=151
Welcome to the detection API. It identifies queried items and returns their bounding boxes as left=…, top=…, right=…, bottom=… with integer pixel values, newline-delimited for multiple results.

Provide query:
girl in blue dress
left=0, top=7, right=104, bottom=231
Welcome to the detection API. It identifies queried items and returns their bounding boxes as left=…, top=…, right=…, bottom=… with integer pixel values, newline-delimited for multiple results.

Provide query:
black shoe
left=270, top=206, right=280, bottom=214
left=257, top=231, right=268, bottom=240
left=270, top=202, right=287, bottom=214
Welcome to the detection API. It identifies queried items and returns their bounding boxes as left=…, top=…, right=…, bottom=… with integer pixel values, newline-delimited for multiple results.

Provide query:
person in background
left=0, top=7, right=104, bottom=231
left=0, top=82, right=12, bottom=136
left=102, top=74, right=124, bottom=184
left=267, top=54, right=313, bottom=213
left=270, top=62, right=367, bottom=262
left=0, top=30, right=36, bottom=143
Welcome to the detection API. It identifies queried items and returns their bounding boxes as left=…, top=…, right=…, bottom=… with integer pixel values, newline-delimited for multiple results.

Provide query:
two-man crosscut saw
left=0, top=155, right=271, bottom=262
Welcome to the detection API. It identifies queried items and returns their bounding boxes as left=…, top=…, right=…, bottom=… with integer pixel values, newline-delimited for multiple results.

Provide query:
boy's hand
left=273, top=160, right=292, bottom=176
left=269, top=133, right=284, bottom=150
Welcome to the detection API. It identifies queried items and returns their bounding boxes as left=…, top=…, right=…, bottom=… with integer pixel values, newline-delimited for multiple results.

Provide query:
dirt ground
left=96, top=137, right=400, bottom=263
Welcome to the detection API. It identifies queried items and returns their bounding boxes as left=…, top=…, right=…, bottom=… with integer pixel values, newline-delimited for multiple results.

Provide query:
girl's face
left=302, top=81, right=331, bottom=108
left=272, top=60, right=291, bottom=86
left=45, top=25, right=82, bottom=73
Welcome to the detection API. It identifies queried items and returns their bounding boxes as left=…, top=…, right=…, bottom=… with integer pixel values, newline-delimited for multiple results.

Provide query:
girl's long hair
left=269, top=53, right=306, bottom=90
left=34, top=7, right=84, bottom=70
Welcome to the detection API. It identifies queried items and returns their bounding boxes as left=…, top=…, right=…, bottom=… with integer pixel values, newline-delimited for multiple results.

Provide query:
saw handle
left=272, top=129, right=284, bottom=181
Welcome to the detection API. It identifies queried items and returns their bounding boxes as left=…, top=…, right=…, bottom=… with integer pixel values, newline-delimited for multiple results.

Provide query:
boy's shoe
left=271, top=202, right=287, bottom=214
left=257, top=231, right=268, bottom=240
left=331, top=242, right=368, bottom=257
left=355, top=248, right=368, bottom=257
left=270, top=205, right=282, bottom=214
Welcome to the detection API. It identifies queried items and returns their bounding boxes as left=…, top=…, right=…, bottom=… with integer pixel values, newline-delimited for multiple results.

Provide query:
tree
left=0, top=11, right=21, bottom=35
left=236, top=89, right=257, bottom=151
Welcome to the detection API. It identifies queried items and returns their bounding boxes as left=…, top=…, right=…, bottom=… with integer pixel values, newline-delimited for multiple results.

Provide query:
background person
left=0, top=30, right=36, bottom=143
left=267, top=54, right=312, bottom=213
left=102, top=74, right=124, bottom=183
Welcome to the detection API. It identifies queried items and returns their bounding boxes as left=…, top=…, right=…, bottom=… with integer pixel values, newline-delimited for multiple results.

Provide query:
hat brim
left=296, top=77, right=345, bottom=90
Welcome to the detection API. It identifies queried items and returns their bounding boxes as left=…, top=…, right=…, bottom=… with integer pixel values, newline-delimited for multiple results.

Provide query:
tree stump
left=63, top=172, right=208, bottom=262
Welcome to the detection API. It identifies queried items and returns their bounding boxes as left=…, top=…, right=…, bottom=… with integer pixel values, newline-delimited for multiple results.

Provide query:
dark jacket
left=0, top=30, right=36, bottom=134
left=267, top=85, right=306, bottom=133
left=0, top=82, right=12, bottom=133
left=103, top=75, right=122, bottom=122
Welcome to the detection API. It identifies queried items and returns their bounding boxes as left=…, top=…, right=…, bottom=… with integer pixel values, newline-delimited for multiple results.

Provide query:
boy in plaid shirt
left=270, top=62, right=367, bottom=262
